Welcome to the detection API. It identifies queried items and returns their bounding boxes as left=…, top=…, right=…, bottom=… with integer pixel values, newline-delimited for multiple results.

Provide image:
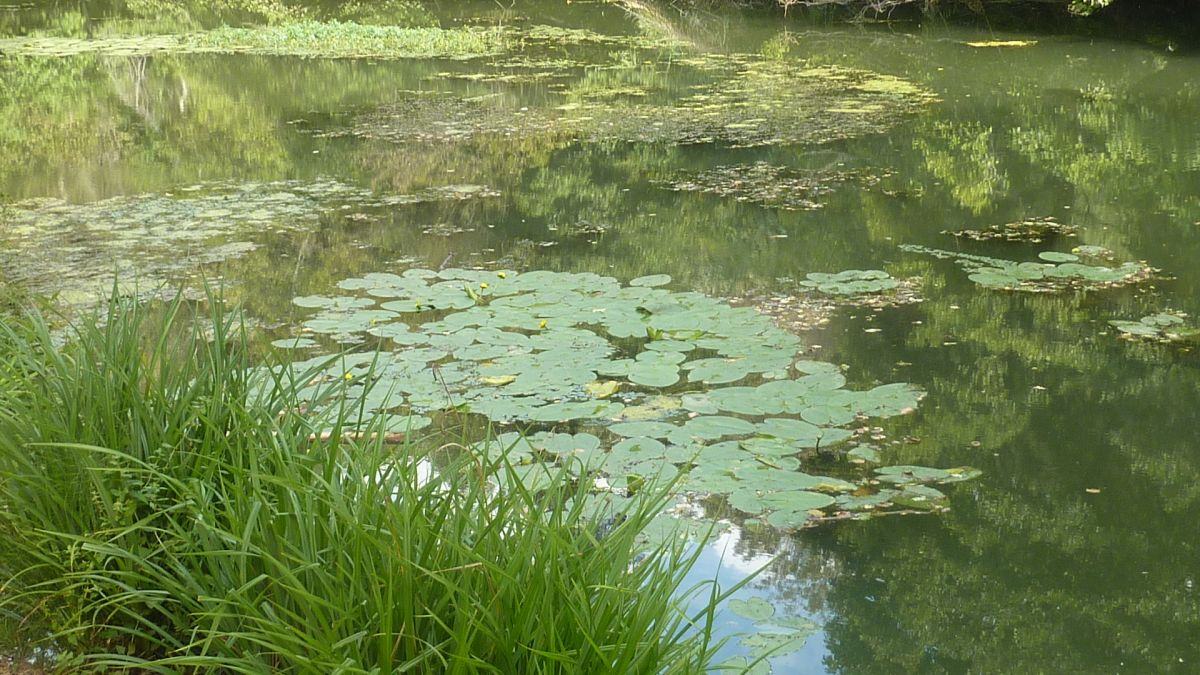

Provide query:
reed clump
left=0, top=293, right=726, bottom=673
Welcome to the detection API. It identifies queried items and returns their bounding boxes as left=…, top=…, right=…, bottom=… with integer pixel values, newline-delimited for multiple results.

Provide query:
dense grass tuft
left=0, top=293, right=727, bottom=672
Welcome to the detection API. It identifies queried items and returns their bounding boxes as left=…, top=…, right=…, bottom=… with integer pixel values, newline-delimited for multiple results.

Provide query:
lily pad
left=0, top=179, right=496, bottom=311
left=278, top=268, right=977, bottom=534
left=799, top=269, right=899, bottom=296
left=630, top=274, right=672, bottom=288
left=609, top=421, right=679, bottom=439
left=1109, top=312, right=1196, bottom=343
left=729, top=597, right=775, bottom=622
left=901, top=245, right=1155, bottom=293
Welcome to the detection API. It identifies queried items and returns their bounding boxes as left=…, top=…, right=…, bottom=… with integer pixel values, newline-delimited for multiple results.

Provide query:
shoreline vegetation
left=0, top=292, right=743, bottom=672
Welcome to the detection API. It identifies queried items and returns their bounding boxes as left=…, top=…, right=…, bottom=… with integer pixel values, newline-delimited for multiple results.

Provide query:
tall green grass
left=0, top=294, right=730, bottom=672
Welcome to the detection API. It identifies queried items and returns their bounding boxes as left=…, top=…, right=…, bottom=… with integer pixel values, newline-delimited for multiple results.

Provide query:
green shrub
left=0, top=293, right=729, bottom=672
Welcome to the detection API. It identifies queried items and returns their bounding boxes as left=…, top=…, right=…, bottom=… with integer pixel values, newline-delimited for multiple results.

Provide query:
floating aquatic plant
left=1070, top=244, right=1117, bottom=262
left=724, top=597, right=819, bottom=664
left=520, top=24, right=689, bottom=50
left=900, top=245, right=1155, bottom=293
left=0, top=21, right=682, bottom=63
left=188, top=21, right=511, bottom=60
left=0, top=180, right=497, bottom=307
left=277, top=268, right=975, bottom=532
left=324, top=56, right=934, bottom=149
left=1108, top=313, right=1197, bottom=343
left=799, top=270, right=899, bottom=296
left=0, top=33, right=184, bottom=57
left=946, top=215, right=1078, bottom=243
left=661, top=162, right=896, bottom=211
left=0, top=22, right=511, bottom=60
left=563, top=59, right=936, bottom=148
left=316, top=91, right=559, bottom=144
left=729, top=271, right=923, bottom=334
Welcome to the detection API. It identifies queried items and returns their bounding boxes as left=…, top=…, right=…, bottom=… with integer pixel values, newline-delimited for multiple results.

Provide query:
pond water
left=2, top=1, right=1199, bottom=671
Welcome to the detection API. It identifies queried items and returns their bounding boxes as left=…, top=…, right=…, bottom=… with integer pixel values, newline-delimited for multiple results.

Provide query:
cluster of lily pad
left=276, top=268, right=976, bottom=531
left=0, top=179, right=497, bottom=307
left=900, top=245, right=1155, bottom=293
left=945, top=215, right=1078, bottom=243
left=799, top=270, right=899, bottom=296
left=720, top=597, right=819, bottom=669
left=660, top=162, right=895, bottom=211
left=1108, top=313, right=1197, bottom=343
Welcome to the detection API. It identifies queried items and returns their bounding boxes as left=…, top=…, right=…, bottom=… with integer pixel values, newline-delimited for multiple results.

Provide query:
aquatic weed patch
left=799, top=270, right=899, bottom=296
left=900, top=245, right=1156, bottom=293
left=730, top=271, right=923, bottom=334
left=946, top=215, right=1078, bottom=243
left=721, top=597, right=820, bottom=664
left=317, top=91, right=559, bottom=144
left=0, top=180, right=498, bottom=307
left=0, top=21, right=510, bottom=60
left=278, top=268, right=974, bottom=532
left=564, top=59, right=937, bottom=148
left=325, top=56, right=935, bottom=148
left=188, top=21, right=510, bottom=60
left=519, top=24, right=689, bottom=50
left=0, top=21, right=679, bottom=62
left=660, top=162, right=896, bottom=211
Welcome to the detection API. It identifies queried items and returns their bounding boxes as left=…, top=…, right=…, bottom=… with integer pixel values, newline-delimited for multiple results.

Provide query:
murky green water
left=3, top=1, right=1200, bottom=671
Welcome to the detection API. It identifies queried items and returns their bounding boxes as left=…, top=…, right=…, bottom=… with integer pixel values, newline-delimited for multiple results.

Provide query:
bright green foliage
left=0, top=294, right=731, bottom=671
left=189, top=21, right=510, bottom=60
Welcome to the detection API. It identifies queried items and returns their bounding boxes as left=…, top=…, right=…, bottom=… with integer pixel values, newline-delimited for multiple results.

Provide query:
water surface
left=2, top=2, right=1198, bottom=671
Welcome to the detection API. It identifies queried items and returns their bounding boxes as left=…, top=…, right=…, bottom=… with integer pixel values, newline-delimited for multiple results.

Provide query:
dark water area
left=2, top=1, right=1198, bottom=671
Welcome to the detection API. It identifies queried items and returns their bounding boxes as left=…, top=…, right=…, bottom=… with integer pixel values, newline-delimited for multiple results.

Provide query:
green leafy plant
left=0, top=291, right=735, bottom=672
